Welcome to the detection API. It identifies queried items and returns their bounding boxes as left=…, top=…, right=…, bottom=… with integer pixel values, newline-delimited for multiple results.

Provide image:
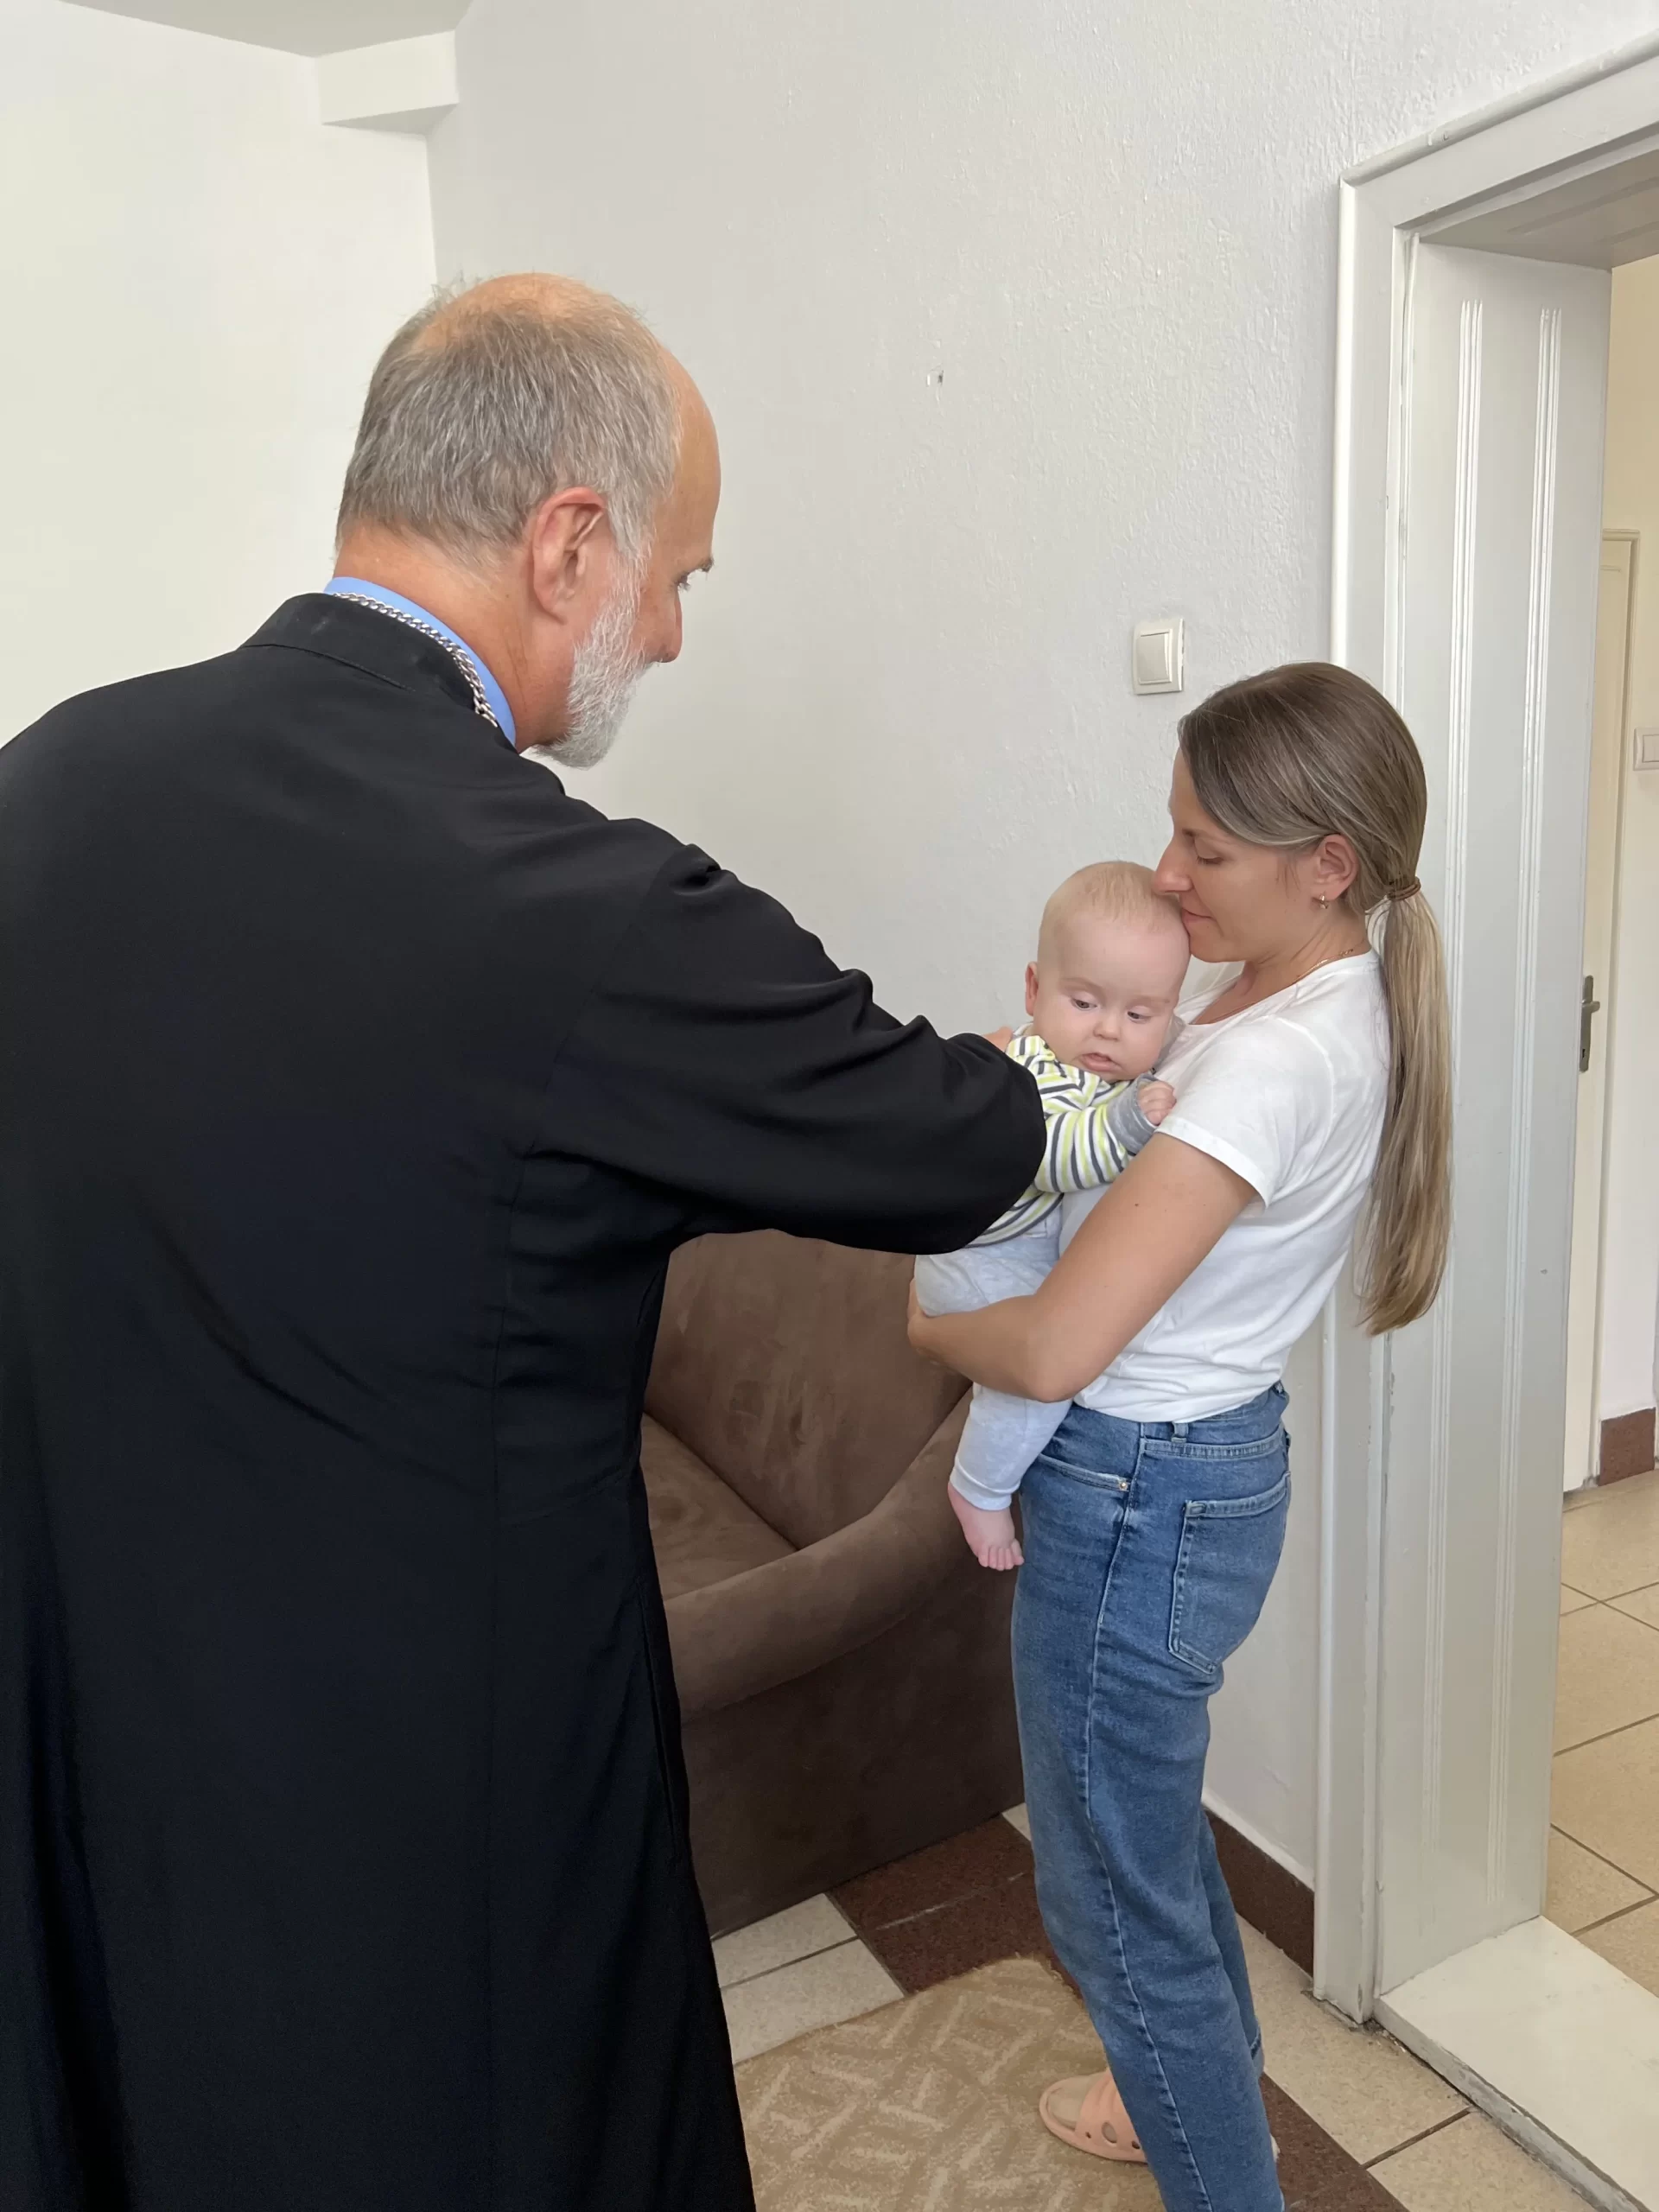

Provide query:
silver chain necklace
left=333, top=591, right=504, bottom=739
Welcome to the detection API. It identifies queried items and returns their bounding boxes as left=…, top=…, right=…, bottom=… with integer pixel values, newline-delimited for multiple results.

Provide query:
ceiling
left=1429, top=139, right=1659, bottom=270
left=62, top=0, right=468, bottom=56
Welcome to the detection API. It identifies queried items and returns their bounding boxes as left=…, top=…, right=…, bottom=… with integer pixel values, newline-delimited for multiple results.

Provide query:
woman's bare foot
left=950, top=1485, right=1024, bottom=1569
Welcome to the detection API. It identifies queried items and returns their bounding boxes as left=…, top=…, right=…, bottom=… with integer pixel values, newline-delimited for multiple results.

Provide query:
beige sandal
left=1039, top=2069, right=1146, bottom=2162
left=1039, top=2068, right=1281, bottom=2168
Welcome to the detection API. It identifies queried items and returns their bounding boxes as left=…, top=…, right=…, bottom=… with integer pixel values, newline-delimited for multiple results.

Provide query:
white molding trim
left=1322, top=35, right=1659, bottom=2034
left=1313, top=1284, right=1386, bottom=2019
left=1488, top=306, right=1561, bottom=1905
left=317, top=31, right=457, bottom=137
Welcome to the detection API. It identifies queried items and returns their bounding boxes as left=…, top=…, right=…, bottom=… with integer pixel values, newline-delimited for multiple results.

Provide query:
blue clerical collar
left=325, top=577, right=517, bottom=747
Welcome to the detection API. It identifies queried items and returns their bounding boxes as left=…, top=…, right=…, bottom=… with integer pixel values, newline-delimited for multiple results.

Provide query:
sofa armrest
left=664, top=1399, right=972, bottom=1719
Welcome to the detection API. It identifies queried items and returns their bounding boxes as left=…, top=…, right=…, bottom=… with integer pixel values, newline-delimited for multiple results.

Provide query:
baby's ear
left=1024, top=963, right=1040, bottom=1016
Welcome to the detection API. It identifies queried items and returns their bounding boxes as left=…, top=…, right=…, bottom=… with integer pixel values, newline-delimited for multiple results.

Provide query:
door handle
left=1580, top=975, right=1601, bottom=1074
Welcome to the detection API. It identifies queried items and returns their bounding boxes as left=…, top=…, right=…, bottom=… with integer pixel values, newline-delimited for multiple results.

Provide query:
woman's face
left=1153, top=749, right=1341, bottom=968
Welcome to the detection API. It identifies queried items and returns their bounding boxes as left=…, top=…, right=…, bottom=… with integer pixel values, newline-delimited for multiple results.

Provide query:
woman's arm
left=908, top=1134, right=1255, bottom=1401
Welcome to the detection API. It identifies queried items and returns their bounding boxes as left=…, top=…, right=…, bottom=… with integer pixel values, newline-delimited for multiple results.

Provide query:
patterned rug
left=736, top=1955, right=1166, bottom=2209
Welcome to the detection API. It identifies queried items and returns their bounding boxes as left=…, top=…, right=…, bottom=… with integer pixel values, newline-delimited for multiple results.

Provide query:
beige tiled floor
left=711, top=1894, right=851, bottom=1989
left=719, top=1928, right=900, bottom=2063
left=718, top=1880, right=1597, bottom=2201
left=1614, top=1580, right=1659, bottom=1630
left=716, top=1818, right=1599, bottom=2204
left=711, top=1476, right=1659, bottom=2194
left=1580, top=1895, right=1659, bottom=1988
left=1237, top=1920, right=1468, bottom=2165
left=1554, top=1719, right=1659, bottom=1891
left=1552, top=1601, right=1659, bottom=1750
left=1370, top=2109, right=1599, bottom=2209
left=1544, top=1827, right=1651, bottom=1934
left=1559, top=1465, right=1659, bottom=1598
left=1548, top=1470, right=1659, bottom=1987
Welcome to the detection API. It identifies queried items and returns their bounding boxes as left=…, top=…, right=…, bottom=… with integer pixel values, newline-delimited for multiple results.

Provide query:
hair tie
left=1390, top=877, right=1421, bottom=903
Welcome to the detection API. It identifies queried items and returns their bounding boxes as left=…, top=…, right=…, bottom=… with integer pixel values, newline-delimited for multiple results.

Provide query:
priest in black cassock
left=0, top=276, right=1043, bottom=2212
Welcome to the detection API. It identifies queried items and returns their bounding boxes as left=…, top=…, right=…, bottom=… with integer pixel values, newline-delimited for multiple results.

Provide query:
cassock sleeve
left=551, top=843, right=1046, bottom=1253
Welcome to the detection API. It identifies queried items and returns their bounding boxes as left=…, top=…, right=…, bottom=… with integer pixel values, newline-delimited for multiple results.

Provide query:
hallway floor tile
left=1369, top=2109, right=1599, bottom=2209
left=1238, top=1922, right=1466, bottom=2165
left=721, top=1935, right=900, bottom=2063
left=1580, top=1895, right=1659, bottom=1997
left=1612, top=1580, right=1659, bottom=1630
left=713, top=1894, right=853, bottom=1990
left=1545, top=1826, right=1653, bottom=1934
left=1559, top=1467, right=1659, bottom=1598
left=1553, top=1600, right=1659, bottom=1750
left=1551, top=1714, right=1659, bottom=1888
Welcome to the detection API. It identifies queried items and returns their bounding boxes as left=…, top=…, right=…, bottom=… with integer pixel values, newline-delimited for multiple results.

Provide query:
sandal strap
left=1077, top=2069, right=1141, bottom=2152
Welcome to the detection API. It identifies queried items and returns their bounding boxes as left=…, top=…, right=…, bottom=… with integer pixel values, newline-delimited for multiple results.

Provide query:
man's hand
left=949, top=1484, right=1024, bottom=1571
left=1136, top=1078, right=1176, bottom=1127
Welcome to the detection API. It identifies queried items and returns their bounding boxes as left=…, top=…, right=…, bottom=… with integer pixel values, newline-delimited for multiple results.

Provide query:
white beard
left=524, top=565, right=648, bottom=774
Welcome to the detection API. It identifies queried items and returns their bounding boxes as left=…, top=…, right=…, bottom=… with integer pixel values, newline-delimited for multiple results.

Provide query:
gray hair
left=336, top=278, right=680, bottom=567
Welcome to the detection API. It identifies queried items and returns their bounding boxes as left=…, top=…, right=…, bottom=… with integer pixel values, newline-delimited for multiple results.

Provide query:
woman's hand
left=985, top=1026, right=1015, bottom=1052
left=907, top=1280, right=949, bottom=1366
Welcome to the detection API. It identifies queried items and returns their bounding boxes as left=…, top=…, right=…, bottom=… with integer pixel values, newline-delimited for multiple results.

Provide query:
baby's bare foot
left=949, top=1484, right=1025, bottom=1571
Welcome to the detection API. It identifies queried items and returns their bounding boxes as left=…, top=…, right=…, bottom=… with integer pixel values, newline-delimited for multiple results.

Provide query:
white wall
left=1599, top=256, right=1659, bottom=1427
left=429, top=0, right=1657, bottom=1877
left=0, top=0, right=436, bottom=743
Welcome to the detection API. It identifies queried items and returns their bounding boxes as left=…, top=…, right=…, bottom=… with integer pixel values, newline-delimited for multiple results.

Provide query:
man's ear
left=1024, top=963, right=1040, bottom=1017
left=525, top=487, right=609, bottom=621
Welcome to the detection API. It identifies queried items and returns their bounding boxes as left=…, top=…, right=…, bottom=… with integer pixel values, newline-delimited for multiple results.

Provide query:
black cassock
left=0, top=597, right=1042, bottom=2212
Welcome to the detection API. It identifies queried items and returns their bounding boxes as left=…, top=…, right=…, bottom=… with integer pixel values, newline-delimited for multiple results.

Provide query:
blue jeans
left=1014, top=1387, right=1291, bottom=2212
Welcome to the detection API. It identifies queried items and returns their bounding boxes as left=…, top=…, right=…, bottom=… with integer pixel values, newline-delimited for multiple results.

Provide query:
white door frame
left=1319, top=41, right=1659, bottom=2023
left=1564, top=531, right=1637, bottom=1494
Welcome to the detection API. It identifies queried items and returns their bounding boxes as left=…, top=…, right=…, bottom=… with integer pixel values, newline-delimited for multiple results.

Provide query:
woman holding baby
left=909, top=663, right=1452, bottom=2212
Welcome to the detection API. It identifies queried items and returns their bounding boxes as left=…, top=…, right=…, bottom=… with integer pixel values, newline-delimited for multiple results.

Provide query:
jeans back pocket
left=1168, top=1470, right=1291, bottom=1681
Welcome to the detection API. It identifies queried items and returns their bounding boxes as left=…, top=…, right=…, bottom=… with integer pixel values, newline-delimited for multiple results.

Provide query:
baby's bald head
left=1027, top=861, right=1191, bottom=1083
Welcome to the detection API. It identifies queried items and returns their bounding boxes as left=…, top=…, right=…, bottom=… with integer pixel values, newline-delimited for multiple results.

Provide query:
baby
left=915, top=861, right=1190, bottom=1569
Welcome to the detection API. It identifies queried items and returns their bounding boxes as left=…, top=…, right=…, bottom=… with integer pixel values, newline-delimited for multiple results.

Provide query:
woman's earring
left=1318, top=895, right=1329, bottom=911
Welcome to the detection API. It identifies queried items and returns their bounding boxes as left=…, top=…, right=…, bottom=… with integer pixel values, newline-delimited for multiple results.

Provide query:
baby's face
left=1025, top=912, right=1189, bottom=1082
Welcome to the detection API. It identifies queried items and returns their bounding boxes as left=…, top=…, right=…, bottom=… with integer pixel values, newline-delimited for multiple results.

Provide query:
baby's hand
left=949, top=1485, right=1024, bottom=1571
left=1136, top=1078, right=1176, bottom=1128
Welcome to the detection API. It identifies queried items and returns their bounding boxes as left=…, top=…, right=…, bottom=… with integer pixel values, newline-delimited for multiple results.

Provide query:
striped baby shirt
left=974, top=1030, right=1162, bottom=1246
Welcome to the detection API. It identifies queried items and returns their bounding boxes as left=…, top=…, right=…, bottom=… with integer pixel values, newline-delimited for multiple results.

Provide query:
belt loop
left=1172, top=1421, right=1190, bottom=1442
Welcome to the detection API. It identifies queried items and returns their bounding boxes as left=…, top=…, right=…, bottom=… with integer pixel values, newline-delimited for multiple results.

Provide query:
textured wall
left=0, top=0, right=435, bottom=742
left=429, top=0, right=1656, bottom=1877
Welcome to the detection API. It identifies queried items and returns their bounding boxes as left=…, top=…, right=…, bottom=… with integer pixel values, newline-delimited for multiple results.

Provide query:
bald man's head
left=333, top=275, right=720, bottom=766
left=338, top=276, right=684, bottom=565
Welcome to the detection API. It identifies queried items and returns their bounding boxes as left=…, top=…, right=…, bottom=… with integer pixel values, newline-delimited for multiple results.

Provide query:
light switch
left=1132, top=619, right=1184, bottom=696
left=1635, top=727, right=1659, bottom=772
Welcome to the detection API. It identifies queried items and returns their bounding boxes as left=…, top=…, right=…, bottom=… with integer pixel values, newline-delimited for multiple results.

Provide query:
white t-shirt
left=1061, top=953, right=1389, bottom=1423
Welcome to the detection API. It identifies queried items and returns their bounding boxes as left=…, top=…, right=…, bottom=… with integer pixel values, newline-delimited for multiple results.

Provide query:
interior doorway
left=1328, top=45, right=1659, bottom=2212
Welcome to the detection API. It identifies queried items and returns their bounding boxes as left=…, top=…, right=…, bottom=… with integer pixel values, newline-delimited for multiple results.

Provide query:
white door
left=1562, top=535, right=1635, bottom=1493
left=1379, top=242, right=1611, bottom=1991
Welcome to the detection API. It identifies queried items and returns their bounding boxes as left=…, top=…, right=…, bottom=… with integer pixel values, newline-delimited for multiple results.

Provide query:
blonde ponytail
left=1179, top=663, right=1452, bottom=1334
left=1363, top=887, right=1452, bottom=1331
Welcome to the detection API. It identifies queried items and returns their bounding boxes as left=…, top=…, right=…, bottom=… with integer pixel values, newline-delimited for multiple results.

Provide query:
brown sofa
left=644, top=1230, right=1026, bottom=1936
